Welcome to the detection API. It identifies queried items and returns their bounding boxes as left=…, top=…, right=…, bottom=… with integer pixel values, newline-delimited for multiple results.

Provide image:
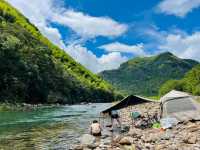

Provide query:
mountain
left=100, top=52, right=199, bottom=97
left=0, top=0, right=121, bottom=104
left=159, top=64, right=200, bottom=96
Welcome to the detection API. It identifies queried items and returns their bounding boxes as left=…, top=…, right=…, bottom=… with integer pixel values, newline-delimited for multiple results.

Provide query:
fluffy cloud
left=159, top=32, right=200, bottom=61
left=7, top=0, right=54, bottom=25
left=53, top=10, right=128, bottom=38
left=65, top=44, right=128, bottom=73
left=8, top=0, right=127, bottom=39
left=99, top=42, right=145, bottom=56
left=158, top=0, right=200, bottom=17
left=98, top=52, right=128, bottom=72
left=39, top=25, right=66, bottom=49
left=136, top=25, right=200, bottom=61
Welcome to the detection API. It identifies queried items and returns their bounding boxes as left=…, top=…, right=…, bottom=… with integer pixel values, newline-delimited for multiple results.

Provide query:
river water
left=0, top=103, right=111, bottom=150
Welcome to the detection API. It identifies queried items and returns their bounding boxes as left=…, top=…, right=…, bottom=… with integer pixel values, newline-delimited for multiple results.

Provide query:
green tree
left=159, top=65, right=200, bottom=96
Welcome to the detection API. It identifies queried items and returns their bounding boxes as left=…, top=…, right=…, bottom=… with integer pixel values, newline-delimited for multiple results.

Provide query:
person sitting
left=110, top=110, right=121, bottom=128
left=90, top=120, right=102, bottom=136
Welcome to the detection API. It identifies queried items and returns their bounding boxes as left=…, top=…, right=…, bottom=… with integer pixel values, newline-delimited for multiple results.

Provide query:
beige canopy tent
left=161, top=90, right=200, bottom=122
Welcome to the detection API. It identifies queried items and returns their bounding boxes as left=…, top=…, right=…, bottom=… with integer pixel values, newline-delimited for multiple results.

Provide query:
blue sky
left=7, top=0, right=200, bottom=73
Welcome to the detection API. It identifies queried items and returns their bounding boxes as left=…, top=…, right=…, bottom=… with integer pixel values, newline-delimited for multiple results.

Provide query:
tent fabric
left=101, top=95, right=157, bottom=114
left=161, top=90, right=191, bottom=103
left=161, top=90, right=200, bottom=122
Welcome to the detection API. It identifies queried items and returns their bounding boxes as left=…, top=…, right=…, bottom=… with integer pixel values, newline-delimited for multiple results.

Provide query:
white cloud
left=158, top=0, right=200, bottom=17
left=99, top=42, right=145, bottom=56
left=8, top=0, right=127, bottom=39
left=7, top=0, right=54, bottom=25
left=7, top=0, right=129, bottom=73
left=136, top=25, right=200, bottom=61
left=39, top=25, right=66, bottom=49
left=7, top=0, right=127, bottom=40
left=53, top=10, right=128, bottom=38
left=65, top=44, right=128, bottom=73
left=159, top=32, right=200, bottom=61
left=99, top=52, right=128, bottom=72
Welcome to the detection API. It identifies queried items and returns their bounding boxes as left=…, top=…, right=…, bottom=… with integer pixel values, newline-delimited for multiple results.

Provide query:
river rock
left=121, top=144, right=136, bottom=150
left=144, top=143, right=154, bottom=149
left=74, top=145, right=84, bottom=150
left=187, top=124, right=200, bottom=132
left=87, top=144, right=98, bottom=149
left=101, top=137, right=111, bottom=145
left=119, top=137, right=133, bottom=145
left=183, top=133, right=197, bottom=144
left=142, top=133, right=158, bottom=143
left=113, top=135, right=122, bottom=143
left=155, top=144, right=166, bottom=150
left=128, top=128, right=142, bottom=138
left=80, top=134, right=96, bottom=146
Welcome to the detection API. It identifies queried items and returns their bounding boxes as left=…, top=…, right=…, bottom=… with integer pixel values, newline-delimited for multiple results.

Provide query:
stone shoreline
left=72, top=102, right=200, bottom=150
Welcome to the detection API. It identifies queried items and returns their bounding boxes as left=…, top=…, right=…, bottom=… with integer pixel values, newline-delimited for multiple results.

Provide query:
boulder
left=119, top=137, right=133, bottom=145
left=80, top=134, right=96, bottom=146
left=87, top=144, right=98, bottom=149
left=183, top=132, right=198, bottom=144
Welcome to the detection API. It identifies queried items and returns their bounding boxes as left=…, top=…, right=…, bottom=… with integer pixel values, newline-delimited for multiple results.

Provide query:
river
left=0, top=103, right=111, bottom=150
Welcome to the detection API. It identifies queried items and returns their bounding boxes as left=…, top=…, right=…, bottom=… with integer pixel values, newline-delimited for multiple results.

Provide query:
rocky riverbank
left=72, top=102, right=200, bottom=150
left=0, top=103, right=64, bottom=112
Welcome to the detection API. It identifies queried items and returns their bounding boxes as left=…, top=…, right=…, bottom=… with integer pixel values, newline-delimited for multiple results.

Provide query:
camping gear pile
left=101, top=95, right=161, bottom=129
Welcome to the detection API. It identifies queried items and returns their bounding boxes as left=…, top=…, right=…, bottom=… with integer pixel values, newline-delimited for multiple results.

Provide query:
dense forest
left=0, top=0, right=122, bottom=104
left=100, top=52, right=199, bottom=97
left=159, top=64, right=200, bottom=96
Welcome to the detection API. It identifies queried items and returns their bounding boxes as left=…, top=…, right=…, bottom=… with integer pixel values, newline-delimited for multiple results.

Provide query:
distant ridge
left=100, top=52, right=199, bottom=96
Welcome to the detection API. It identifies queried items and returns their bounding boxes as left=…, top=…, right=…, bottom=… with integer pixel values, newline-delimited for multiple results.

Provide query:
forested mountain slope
left=0, top=0, right=121, bottom=104
left=159, top=64, right=200, bottom=96
left=100, top=52, right=199, bottom=96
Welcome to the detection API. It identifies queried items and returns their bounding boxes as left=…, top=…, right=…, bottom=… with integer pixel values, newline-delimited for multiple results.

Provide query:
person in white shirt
left=90, top=120, right=102, bottom=136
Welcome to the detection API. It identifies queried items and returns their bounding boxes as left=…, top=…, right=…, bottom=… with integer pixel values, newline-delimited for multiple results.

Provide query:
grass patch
left=145, top=96, right=160, bottom=101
